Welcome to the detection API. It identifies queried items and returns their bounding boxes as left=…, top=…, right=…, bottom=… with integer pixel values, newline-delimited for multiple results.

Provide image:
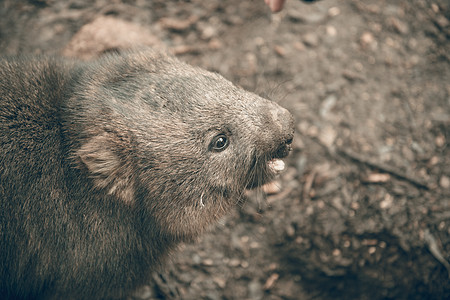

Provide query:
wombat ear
left=77, top=133, right=135, bottom=205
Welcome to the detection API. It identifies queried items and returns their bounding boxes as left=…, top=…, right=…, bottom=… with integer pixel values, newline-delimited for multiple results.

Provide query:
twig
left=337, top=148, right=430, bottom=190
left=302, top=169, right=317, bottom=200
left=423, top=229, right=450, bottom=279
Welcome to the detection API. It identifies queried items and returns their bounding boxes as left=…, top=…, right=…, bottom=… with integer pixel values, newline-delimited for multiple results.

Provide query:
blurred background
left=1, top=0, right=449, bottom=299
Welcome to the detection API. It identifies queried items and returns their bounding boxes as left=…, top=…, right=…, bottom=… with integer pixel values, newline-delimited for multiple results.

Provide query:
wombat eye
left=209, top=134, right=229, bottom=152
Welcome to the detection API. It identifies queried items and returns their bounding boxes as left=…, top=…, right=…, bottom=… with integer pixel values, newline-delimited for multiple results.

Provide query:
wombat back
left=0, top=50, right=294, bottom=299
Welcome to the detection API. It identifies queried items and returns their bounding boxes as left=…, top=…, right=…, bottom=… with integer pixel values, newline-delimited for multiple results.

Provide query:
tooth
left=268, top=159, right=285, bottom=172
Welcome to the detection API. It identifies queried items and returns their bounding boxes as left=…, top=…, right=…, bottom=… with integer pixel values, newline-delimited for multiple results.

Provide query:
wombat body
left=0, top=50, right=294, bottom=299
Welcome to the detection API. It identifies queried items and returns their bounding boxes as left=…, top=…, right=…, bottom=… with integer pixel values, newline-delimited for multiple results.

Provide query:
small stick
left=338, top=148, right=430, bottom=190
left=302, top=169, right=317, bottom=200
left=423, top=229, right=450, bottom=279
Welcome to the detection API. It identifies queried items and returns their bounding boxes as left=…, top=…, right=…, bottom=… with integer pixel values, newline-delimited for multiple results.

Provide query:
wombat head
left=70, top=50, right=294, bottom=240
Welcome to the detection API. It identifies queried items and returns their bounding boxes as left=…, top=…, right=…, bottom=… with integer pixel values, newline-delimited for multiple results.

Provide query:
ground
left=0, top=0, right=449, bottom=299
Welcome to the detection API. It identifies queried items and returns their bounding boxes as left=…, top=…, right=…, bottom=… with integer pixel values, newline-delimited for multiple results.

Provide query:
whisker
left=199, top=192, right=205, bottom=208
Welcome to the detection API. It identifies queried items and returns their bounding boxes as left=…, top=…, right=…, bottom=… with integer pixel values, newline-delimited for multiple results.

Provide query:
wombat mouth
left=267, top=137, right=292, bottom=173
left=246, top=138, right=292, bottom=189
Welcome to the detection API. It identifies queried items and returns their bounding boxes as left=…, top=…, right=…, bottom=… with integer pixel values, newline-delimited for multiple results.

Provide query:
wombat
left=0, top=50, right=294, bottom=299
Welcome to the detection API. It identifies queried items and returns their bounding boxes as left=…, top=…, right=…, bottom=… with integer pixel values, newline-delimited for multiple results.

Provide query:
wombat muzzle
left=247, top=105, right=294, bottom=188
left=273, top=137, right=293, bottom=159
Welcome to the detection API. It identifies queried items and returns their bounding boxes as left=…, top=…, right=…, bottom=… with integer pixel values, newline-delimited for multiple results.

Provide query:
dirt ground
left=1, top=0, right=449, bottom=299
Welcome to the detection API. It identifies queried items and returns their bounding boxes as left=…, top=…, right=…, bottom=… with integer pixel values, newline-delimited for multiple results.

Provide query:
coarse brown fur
left=0, top=50, right=294, bottom=299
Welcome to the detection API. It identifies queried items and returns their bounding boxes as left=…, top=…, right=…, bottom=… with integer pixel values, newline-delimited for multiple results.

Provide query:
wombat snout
left=271, top=106, right=294, bottom=158
left=274, top=137, right=292, bottom=159
left=260, top=103, right=294, bottom=159
left=244, top=101, right=294, bottom=188
left=268, top=106, right=294, bottom=170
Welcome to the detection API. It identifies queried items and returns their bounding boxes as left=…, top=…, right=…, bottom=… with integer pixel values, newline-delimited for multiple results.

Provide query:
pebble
left=192, top=254, right=201, bottom=264
left=326, top=25, right=337, bottom=37
left=208, top=38, right=222, bottom=50
left=439, top=176, right=450, bottom=189
left=263, top=273, right=279, bottom=290
left=262, top=181, right=282, bottom=195
left=388, top=17, right=409, bottom=35
left=365, top=4, right=380, bottom=14
left=158, top=16, right=198, bottom=31
left=431, top=3, right=440, bottom=13
left=213, top=277, right=226, bottom=288
left=320, top=94, right=337, bottom=118
left=342, top=69, right=365, bottom=82
left=436, top=15, right=449, bottom=28
left=248, top=279, right=263, bottom=300
left=360, top=31, right=375, bottom=47
left=303, top=32, right=319, bottom=47
left=328, top=7, right=341, bottom=17
left=435, top=134, right=445, bottom=147
left=288, top=10, right=327, bottom=24
left=367, top=173, right=391, bottom=183
left=306, top=125, right=319, bottom=137
left=296, top=154, right=307, bottom=178
left=402, top=145, right=415, bottom=161
left=201, top=25, right=217, bottom=40
left=285, top=224, right=295, bottom=237
left=274, top=45, right=287, bottom=57
left=171, top=45, right=200, bottom=55
left=228, top=258, right=241, bottom=267
left=379, top=193, right=394, bottom=209
left=332, top=248, right=341, bottom=256
left=318, top=126, right=337, bottom=148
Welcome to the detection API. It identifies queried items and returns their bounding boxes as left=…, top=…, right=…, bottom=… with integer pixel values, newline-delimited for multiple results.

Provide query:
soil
left=1, top=0, right=449, bottom=299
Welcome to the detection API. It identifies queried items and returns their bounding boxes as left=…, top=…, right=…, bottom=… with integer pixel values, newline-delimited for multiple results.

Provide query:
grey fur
left=0, top=50, right=294, bottom=299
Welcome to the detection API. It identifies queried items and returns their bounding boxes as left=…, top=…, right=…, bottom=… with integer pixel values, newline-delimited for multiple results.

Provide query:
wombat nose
left=269, top=105, right=294, bottom=159
left=273, top=137, right=292, bottom=159
left=270, top=104, right=294, bottom=134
